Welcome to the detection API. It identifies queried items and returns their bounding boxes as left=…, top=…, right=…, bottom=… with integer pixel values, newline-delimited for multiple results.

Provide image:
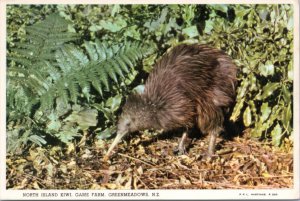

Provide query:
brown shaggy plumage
left=105, top=44, right=237, bottom=158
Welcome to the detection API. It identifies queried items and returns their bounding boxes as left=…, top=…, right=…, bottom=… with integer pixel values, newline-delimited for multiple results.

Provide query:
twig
left=117, top=153, right=155, bottom=167
left=251, top=175, right=293, bottom=179
left=137, top=176, right=149, bottom=189
left=23, top=174, right=47, bottom=188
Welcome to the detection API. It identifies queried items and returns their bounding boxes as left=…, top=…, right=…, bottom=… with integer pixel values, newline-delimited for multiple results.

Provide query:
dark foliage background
left=7, top=4, right=293, bottom=153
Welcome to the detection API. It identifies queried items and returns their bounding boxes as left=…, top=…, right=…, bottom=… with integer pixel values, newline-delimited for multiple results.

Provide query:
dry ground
left=6, top=129, right=293, bottom=189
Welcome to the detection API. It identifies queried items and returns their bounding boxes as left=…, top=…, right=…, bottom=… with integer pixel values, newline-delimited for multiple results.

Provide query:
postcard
left=0, top=0, right=299, bottom=200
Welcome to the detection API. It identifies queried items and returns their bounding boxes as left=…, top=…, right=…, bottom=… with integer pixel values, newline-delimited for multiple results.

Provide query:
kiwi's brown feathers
left=107, top=44, right=237, bottom=158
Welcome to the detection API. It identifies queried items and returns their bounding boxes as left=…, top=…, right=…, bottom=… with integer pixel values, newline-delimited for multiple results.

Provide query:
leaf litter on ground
left=6, top=129, right=293, bottom=189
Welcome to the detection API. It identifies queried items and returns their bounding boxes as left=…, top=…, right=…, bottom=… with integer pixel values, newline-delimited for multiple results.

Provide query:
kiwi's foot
left=199, top=152, right=218, bottom=161
left=173, top=131, right=189, bottom=155
left=173, top=145, right=187, bottom=155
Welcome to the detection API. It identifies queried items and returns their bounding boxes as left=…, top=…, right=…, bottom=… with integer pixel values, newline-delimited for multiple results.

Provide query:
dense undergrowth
left=6, top=4, right=294, bottom=190
left=7, top=4, right=293, bottom=153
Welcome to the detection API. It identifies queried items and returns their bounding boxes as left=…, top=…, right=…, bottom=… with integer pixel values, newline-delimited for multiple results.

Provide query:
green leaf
left=237, top=79, right=249, bottom=99
left=79, top=109, right=98, bottom=129
left=282, top=84, right=291, bottom=104
left=145, top=7, right=168, bottom=32
left=271, top=123, right=282, bottom=146
left=56, top=127, right=81, bottom=144
left=182, top=5, right=195, bottom=25
left=259, top=61, right=274, bottom=77
left=235, top=7, right=251, bottom=19
left=47, top=118, right=61, bottom=132
left=270, top=10, right=276, bottom=23
left=124, top=25, right=141, bottom=40
left=248, top=100, right=257, bottom=121
left=89, top=24, right=102, bottom=32
left=230, top=98, right=244, bottom=122
left=65, top=109, right=98, bottom=130
left=282, top=103, right=292, bottom=131
left=111, top=5, right=120, bottom=17
left=97, top=126, right=116, bottom=140
left=249, top=73, right=257, bottom=91
left=288, top=61, right=293, bottom=81
left=143, top=53, right=157, bottom=73
left=204, top=20, right=214, bottom=34
left=29, top=135, right=47, bottom=146
left=287, top=16, right=293, bottom=31
left=182, top=26, right=199, bottom=38
left=100, top=18, right=127, bottom=33
left=106, top=94, right=122, bottom=112
left=132, top=84, right=145, bottom=94
left=258, top=9, right=269, bottom=20
left=259, top=83, right=280, bottom=100
left=212, top=4, right=228, bottom=13
left=243, top=106, right=252, bottom=127
left=260, top=103, right=271, bottom=123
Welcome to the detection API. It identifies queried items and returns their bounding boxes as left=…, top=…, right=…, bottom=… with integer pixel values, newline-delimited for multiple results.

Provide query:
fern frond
left=44, top=61, right=61, bottom=81
left=56, top=81, right=70, bottom=106
left=28, top=135, right=47, bottom=146
left=110, top=60, right=125, bottom=78
left=92, top=80, right=103, bottom=96
left=64, top=44, right=89, bottom=66
left=9, top=16, right=156, bottom=112
left=41, top=40, right=154, bottom=108
left=104, top=63, right=118, bottom=83
left=55, top=48, right=72, bottom=73
left=7, top=56, right=32, bottom=67
left=84, top=41, right=98, bottom=61
left=95, top=65, right=110, bottom=90
left=9, top=13, right=78, bottom=67
left=7, top=13, right=84, bottom=151
left=115, top=57, right=130, bottom=73
left=75, top=72, right=90, bottom=93
left=68, top=78, right=79, bottom=103
left=95, top=39, right=107, bottom=61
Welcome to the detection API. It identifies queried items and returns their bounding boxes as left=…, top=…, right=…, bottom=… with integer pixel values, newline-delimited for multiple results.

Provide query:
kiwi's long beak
left=104, top=131, right=127, bottom=160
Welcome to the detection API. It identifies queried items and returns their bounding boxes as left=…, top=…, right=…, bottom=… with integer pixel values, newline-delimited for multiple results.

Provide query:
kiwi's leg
left=197, top=105, right=224, bottom=158
left=177, top=131, right=188, bottom=155
left=207, top=129, right=218, bottom=156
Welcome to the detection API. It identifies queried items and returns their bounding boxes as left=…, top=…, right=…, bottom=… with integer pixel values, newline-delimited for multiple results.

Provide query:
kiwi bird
left=105, top=43, right=237, bottom=159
